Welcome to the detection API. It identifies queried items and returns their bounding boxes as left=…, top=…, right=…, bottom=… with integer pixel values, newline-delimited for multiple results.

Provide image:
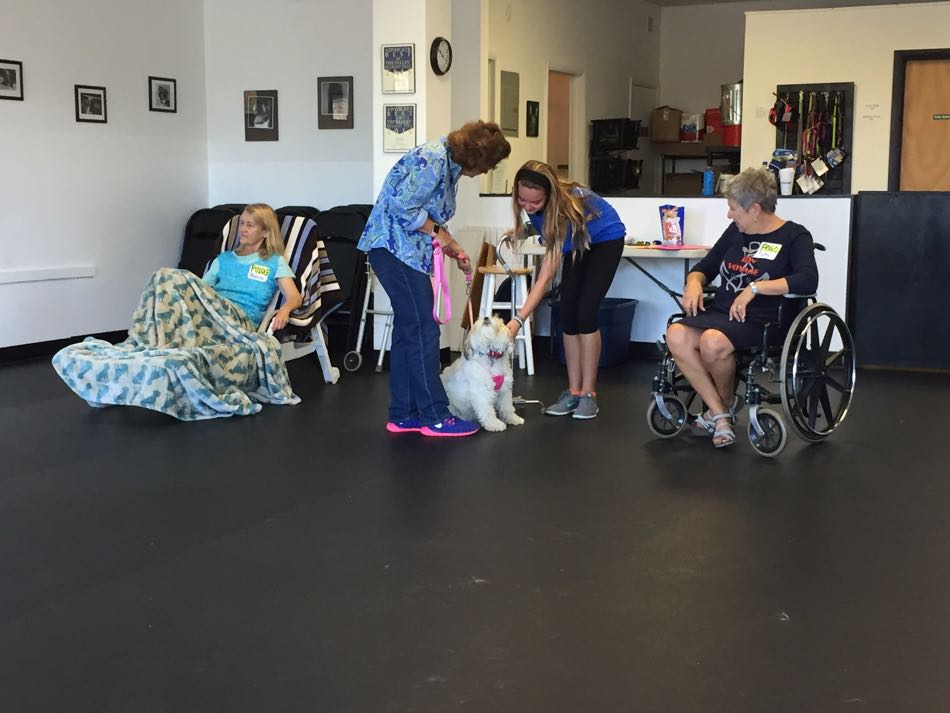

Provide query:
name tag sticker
left=753, top=242, right=782, bottom=260
left=248, top=264, right=271, bottom=282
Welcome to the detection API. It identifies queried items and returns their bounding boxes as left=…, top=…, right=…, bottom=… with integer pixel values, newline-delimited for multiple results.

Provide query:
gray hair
left=724, top=167, right=778, bottom=214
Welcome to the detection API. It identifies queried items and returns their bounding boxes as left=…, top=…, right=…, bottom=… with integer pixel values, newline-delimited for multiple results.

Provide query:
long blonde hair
left=241, top=203, right=285, bottom=259
left=509, top=160, right=592, bottom=261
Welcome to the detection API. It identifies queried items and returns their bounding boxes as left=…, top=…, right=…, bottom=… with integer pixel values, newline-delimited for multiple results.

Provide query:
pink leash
left=432, top=239, right=452, bottom=325
left=432, top=240, right=474, bottom=326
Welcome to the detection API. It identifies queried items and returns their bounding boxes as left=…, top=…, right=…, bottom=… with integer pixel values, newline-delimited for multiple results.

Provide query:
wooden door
left=900, top=59, right=950, bottom=190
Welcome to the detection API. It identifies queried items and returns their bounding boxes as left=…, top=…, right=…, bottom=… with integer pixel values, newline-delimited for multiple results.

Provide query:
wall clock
left=430, top=36, right=452, bottom=76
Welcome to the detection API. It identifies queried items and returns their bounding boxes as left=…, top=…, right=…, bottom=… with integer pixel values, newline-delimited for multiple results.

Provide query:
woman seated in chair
left=666, top=167, right=818, bottom=448
left=52, top=204, right=304, bottom=420
left=202, top=203, right=302, bottom=331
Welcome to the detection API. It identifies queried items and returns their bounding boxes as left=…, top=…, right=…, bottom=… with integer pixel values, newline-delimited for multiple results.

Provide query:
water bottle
left=702, top=167, right=715, bottom=196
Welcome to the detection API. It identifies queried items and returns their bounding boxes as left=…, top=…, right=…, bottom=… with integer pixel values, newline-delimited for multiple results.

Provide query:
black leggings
left=558, top=238, right=624, bottom=334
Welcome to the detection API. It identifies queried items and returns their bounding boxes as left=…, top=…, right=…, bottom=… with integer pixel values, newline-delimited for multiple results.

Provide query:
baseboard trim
left=0, top=330, right=129, bottom=365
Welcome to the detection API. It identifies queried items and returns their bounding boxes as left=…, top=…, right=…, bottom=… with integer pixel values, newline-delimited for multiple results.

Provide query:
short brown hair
left=446, top=120, right=511, bottom=174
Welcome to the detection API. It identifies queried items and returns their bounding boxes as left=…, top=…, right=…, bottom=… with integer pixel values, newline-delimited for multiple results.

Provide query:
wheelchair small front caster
left=343, top=351, right=363, bottom=372
left=646, top=395, right=687, bottom=438
left=748, top=408, right=787, bottom=457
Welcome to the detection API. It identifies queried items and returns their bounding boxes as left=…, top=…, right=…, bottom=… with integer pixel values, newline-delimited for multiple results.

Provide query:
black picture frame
left=148, top=76, right=177, bottom=113
left=526, top=100, right=540, bottom=137
left=75, top=85, right=107, bottom=123
left=0, top=59, right=23, bottom=101
left=318, top=76, right=354, bottom=129
left=382, top=44, right=415, bottom=94
left=244, top=89, right=279, bottom=141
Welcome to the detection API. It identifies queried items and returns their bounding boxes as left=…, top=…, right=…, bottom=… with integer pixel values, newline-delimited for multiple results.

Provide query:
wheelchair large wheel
left=748, top=408, right=787, bottom=457
left=780, top=303, right=856, bottom=442
left=647, top=395, right=688, bottom=438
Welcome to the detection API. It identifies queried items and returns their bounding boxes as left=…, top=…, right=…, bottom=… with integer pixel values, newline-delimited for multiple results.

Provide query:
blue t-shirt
left=529, top=188, right=626, bottom=253
left=203, top=251, right=295, bottom=325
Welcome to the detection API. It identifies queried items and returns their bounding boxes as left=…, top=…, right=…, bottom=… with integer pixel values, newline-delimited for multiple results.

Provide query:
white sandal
left=693, top=395, right=741, bottom=436
left=711, top=413, right=736, bottom=449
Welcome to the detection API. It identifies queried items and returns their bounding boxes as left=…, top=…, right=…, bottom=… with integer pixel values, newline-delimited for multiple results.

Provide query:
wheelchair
left=646, top=284, right=856, bottom=458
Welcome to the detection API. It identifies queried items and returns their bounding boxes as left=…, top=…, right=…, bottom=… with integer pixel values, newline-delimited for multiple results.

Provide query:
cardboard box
left=704, top=130, right=724, bottom=147
left=651, top=106, right=682, bottom=143
left=664, top=172, right=703, bottom=195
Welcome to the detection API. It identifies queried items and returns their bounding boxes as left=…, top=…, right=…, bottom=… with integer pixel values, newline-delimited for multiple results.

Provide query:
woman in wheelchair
left=666, top=167, right=818, bottom=448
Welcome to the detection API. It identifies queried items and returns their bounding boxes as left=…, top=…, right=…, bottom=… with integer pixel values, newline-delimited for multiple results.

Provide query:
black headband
left=514, top=167, right=551, bottom=193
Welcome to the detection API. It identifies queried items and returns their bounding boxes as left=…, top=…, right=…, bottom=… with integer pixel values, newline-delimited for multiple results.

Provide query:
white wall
left=743, top=1, right=950, bottom=190
left=204, top=0, right=374, bottom=208
left=371, top=0, right=430, bottom=193
left=486, top=0, right=660, bottom=189
left=0, top=0, right=208, bottom=347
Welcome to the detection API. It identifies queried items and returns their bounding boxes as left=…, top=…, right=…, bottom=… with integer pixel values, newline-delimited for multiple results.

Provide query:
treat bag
left=659, top=205, right=685, bottom=246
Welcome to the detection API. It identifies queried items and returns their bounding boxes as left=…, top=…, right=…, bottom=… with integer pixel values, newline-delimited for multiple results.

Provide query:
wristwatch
left=749, top=282, right=759, bottom=295
left=430, top=223, right=444, bottom=238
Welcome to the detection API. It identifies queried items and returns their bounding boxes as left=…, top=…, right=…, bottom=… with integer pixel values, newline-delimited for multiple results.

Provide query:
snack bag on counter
left=659, top=205, right=684, bottom=246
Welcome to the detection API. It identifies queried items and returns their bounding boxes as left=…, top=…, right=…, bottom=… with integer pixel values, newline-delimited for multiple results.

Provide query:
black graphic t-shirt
left=689, top=221, right=819, bottom=323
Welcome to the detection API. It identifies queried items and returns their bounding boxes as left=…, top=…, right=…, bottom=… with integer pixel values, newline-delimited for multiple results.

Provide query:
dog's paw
left=483, top=419, right=508, bottom=432
left=505, top=414, right=525, bottom=426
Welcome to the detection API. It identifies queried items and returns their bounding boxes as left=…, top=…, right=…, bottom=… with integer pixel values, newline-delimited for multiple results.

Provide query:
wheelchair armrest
left=784, top=293, right=816, bottom=299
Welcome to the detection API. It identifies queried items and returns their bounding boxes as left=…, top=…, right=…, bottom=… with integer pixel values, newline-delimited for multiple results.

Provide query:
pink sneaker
left=420, top=417, right=480, bottom=438
left=386, top=417, right=423, bottom=433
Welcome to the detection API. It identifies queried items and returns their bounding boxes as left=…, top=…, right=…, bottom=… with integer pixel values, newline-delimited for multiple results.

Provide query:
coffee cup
left=778, top=167, right=795, bottom=196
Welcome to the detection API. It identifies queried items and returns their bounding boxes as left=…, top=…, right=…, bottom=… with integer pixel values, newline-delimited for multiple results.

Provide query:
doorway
left=888, top=49, right=950, bottom=190
left=547, top=71, right=571, bottom=178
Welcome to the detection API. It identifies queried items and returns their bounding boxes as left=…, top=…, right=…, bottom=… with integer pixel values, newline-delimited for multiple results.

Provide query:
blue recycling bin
left=551, top=298, right=638, bottom=367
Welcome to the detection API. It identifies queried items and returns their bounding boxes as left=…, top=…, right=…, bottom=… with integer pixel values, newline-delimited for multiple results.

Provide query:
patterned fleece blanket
left=52, top=268, right=300, bottom=420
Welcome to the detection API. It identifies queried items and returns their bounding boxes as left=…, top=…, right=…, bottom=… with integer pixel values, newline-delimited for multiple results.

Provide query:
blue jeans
left=368, top=248, right=450, bottom=425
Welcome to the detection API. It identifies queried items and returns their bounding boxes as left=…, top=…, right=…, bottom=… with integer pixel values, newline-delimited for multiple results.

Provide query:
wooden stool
left=477, top=264, right=535, bottom=375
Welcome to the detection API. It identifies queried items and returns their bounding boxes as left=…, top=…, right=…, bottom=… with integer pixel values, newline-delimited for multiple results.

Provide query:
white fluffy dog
left=441, top=315, right=525, bottom=432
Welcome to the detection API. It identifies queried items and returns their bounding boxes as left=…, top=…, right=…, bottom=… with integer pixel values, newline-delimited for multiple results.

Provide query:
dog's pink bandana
left=492, top=375, right=504, bottom=391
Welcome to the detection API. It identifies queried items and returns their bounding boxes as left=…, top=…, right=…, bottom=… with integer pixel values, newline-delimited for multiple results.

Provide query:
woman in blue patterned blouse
left=358, top=120, right=510, bottom=438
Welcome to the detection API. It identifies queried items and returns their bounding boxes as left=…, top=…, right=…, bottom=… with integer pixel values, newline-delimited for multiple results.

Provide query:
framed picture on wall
left=0, top=59, right=23, bottom=101
left=383, top=103, right=416, bottom=152
left=526, top=100, right=540, bottom=137
left=317, top=76, right=353, bottom=129
left=244, top=89, right=279, bottom=141
left=75, top=85, right=107, bottom=123
left=148, top=76, right=177, bottom=113
left=382, top=44, right=415, bottom=94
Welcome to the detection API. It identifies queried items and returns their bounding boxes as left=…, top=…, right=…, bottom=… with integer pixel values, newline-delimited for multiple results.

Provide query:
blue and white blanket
left=52, top=268, right=300, bottom=420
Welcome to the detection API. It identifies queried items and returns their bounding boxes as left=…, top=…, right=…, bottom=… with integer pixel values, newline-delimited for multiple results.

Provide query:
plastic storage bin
left=551, top=298, right=638, bottom=367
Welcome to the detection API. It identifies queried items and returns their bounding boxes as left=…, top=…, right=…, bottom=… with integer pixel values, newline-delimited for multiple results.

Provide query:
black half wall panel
left=850, top=191, right=950, bottom=370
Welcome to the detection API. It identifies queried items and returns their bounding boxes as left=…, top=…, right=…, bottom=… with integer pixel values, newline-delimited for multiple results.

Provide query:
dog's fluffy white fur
left=441, top=315, right=525, bottom=432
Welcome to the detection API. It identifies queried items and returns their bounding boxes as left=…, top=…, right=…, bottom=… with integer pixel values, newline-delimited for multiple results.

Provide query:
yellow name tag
left=752, top=242, right=782, bottom=260
left=248, top=264, right=271, bottom=282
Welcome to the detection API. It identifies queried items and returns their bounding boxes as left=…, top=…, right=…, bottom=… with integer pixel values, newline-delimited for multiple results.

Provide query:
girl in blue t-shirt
left=203, top=204, right=302, bottom=329
left=505, top=161, right=626, bottom=420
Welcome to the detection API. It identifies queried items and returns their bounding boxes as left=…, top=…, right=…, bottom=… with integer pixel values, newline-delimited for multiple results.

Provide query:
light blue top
left=357, top=137, right=463, bottom=275
left=203, top=251, right=294, bottom=325
left=529, top=188, right=626, bottom=253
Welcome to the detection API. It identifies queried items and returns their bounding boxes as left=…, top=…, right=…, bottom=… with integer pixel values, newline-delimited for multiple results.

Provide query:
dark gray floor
left=2, top=349, right=949, bottom=713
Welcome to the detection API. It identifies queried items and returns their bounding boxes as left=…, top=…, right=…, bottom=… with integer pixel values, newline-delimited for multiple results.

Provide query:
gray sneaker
left=545, top=390, right=580, bottom=416
left=572, top=393, right=599, bottom=420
